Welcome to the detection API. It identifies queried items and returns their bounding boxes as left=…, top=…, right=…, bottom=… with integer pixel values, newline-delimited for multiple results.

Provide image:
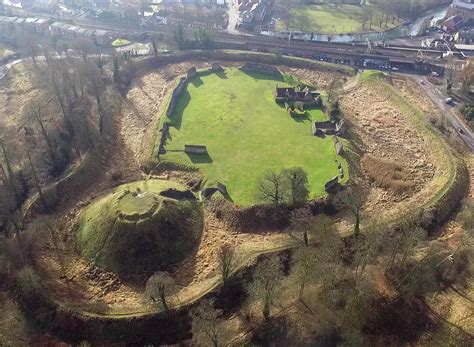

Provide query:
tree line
left=0, top=35, right=119, bottom=236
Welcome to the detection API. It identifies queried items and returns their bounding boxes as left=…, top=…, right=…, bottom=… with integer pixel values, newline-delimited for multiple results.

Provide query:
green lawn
left=160, top=68, right=347, bottom=206
left=277, top=5, right=399, bottom=34
left=111, top=38, right=131, bottom=47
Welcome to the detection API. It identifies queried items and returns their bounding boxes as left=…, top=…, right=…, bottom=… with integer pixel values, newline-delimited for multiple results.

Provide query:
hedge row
left=207, top=197, right=336, bottom=232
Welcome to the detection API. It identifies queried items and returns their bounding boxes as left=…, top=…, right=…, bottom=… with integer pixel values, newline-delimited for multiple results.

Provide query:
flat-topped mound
left=76, top=180, right=203, bottom=274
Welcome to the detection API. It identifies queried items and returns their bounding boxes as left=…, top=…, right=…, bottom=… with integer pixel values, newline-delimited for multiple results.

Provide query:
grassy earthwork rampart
left=17, top=58, right=467, bottom=341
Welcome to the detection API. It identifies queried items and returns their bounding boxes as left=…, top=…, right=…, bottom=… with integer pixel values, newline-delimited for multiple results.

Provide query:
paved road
left=415, top=75, right=474, bottom=152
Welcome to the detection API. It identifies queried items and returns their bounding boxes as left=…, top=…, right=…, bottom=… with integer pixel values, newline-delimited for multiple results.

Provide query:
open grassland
left=277, top=4, right=399, bottom=34
left=159, top=68, right=347, bottom=205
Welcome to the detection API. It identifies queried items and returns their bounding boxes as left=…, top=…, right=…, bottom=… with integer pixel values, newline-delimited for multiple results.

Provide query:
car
left=445, top=97, right=453, bottom=104
left=458, top=127, right=464, bottom=134
left=420, top=80, right=425, bottom=85
left=392, top=67, right=399, bottom=71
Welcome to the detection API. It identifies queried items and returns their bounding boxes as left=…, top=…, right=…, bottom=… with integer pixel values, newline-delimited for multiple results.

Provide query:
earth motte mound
left=76, top=180, right=204, bottom=274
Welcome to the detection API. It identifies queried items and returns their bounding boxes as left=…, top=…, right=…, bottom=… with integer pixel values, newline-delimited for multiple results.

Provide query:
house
left=449, top=0, right=474, bottom=20
left=33, top=18, right=48, bottom=33
left=109, top=1, right=140, bottom=20
left=155, top=10, right=170, bottom=25
left=237, top=0, right=269, bottom=28
left=312, top=119, right=346, bottom=137
left=455, top=28, right=474, bottom=43
left=442, top=15, right=464, bottom=32
left=312, top=121, right=335, bottom=136
left=32, top=0, right=58, bottom=11
left=274, top=86, right=320, bottom=104
left=50, top=21, right=71, bottom=37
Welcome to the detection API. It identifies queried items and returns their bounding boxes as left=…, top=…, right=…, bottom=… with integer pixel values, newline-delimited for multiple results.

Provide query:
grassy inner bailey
left=158, top=68, right=348, bottom=206
left=76, top=180, right=204, bottom=274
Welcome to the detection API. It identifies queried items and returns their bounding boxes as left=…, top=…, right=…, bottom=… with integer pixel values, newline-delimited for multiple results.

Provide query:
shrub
left=361, top=155, right=415, bottom=193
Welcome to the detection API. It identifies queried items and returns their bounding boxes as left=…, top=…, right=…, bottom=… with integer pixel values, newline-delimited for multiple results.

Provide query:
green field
left=160, top=68, right=347, bottom=206
left=277, top=5, right=399, bottom=34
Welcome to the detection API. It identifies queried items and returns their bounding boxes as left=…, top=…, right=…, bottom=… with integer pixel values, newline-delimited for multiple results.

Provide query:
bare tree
left=0, top=142, right=18, bottom=198
left=333, top=185, right=365, bottom=239
left=27, top=150, right=44, bottom=208
left=191, top=299, right=224, bottom=347
left=292, top=246, right=316, bottom=299
left=78, top=61, right=106, bottom=135
left=43, top=61, right=73, bottom=132
left=383, top=222, right=426, bottom=275
left=0, top=183, right=21, bottom=236
left=17, top=33, right=39, bottom=64
left=289, top=207, right=314, bottom=246
left=255, top=170, right=286, bottom=205
left=327, top=73, right=343, bottom=105
left=25, top=99, right=57, bottom=164
left=248, top=256, right=283, bottom=320
left=218, top=245, right=235, bottom=287
left=72, top=38, right=97, bottom=62
left=39, top=219, right=70, bottom=290
left=458, top=198, right=474, bottom=236
left=145, top=272, right=176, bottom=311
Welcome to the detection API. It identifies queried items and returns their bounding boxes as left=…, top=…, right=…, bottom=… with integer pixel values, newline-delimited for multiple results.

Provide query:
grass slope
left=160, top=68, right=346, bottom=206
left=77, top=180, right=204, bottom=274
left=277, top=5, right=399, bottom=34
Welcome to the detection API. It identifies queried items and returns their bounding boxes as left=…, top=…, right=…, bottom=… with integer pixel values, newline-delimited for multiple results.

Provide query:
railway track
left=8, top=8, right=458, bottom=63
